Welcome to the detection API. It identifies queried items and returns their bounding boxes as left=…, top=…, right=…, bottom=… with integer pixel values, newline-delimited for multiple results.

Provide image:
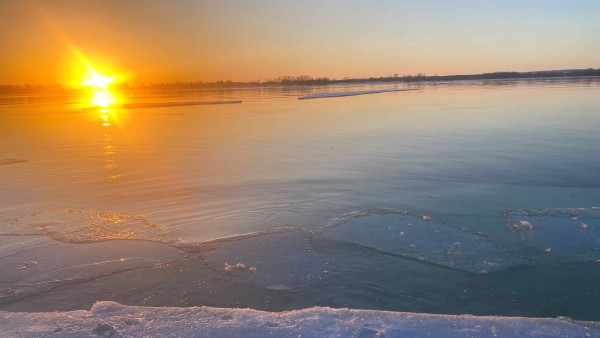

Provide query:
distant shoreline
left=1, top=69, right=599, bottom=95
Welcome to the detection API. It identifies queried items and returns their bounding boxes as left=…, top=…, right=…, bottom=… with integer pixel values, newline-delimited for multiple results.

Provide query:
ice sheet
left=0, top=236, right=184, bottom=303
left=0, top=207, right=180, bottom=245
left=298, top=89, right=417, bottom=100
left=1, top=301, right=598, bottom=337
left=198, top=227, right=330, bottom=290
left=502, top=207, right=600, bottom=261
left=321, top=209, right=524, bottom=273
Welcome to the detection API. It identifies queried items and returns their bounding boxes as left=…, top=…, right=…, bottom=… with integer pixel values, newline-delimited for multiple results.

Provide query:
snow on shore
left=298, top=89, right=417, bottom=100
left=1, top=301, right=598, bottom=337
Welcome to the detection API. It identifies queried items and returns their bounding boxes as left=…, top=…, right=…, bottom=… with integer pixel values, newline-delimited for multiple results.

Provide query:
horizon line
left=1, top=67, right=599, bottom=88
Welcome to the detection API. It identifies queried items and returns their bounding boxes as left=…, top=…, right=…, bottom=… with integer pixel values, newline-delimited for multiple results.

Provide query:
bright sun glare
left=82, top=70, right=117, bottom=108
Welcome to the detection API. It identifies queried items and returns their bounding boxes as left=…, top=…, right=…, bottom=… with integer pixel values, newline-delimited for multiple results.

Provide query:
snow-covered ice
left=298, top=89, right=417, bottom=100
left=0, top=236, right=184, bottom=303
left=321, top=209, right=525, bottom=273
left=198, top=227, right=330, bottom=290
left=1, top=301, right=598, bottom=337
left=502, top=207, right=600, bottom=261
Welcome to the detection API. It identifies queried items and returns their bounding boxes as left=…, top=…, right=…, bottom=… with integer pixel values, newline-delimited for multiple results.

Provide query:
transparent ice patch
left=198, top=227, right=330, bottom=290
left=321, top=208, right=524, bottom=273
left=502, top=207, right=600, bottom=261
left=0, top=235, right=184, bottom=302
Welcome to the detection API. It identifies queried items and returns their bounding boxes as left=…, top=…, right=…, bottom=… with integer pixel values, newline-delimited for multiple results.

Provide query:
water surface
left=1, top=78, right=599, bottom=320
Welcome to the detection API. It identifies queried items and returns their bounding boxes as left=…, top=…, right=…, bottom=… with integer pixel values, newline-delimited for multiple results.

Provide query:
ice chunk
left=321, top=209, right=523, bottom=273
left=0, top=207, right=179, bottom=245
left=198, top=227, right=329, bottom=290
left=298, top=89, right=417, bottom=100
left=1, top=301, right=598, bottom=337
left=502, top=207, right=600, bottom=261
left=0, top=159, right=27, bottom=166
left=0, top=235, right=184, bottom=303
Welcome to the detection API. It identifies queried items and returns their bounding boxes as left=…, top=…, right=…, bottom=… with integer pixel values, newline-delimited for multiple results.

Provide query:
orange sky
left=1, top=0, right=599, bottom=85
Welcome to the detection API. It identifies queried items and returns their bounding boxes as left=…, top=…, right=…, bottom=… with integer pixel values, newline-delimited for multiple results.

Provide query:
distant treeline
left=2, top=68, right=599, bottom=94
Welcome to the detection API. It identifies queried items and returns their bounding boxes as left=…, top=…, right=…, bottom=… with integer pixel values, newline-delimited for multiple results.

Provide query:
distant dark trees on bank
left=2, top=68, right=600, bottom=94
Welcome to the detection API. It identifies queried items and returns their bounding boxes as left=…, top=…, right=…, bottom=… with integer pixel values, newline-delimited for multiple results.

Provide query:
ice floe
left=1, top=301, right=598, bottom=337
left=0, top=159, right=27, bottom=166
left=298, top=89, right=417, bottom=100
left=321, top=209, right=524, bottom=273
left=0, top=207, right=179, bottom=245
left=197, top=227, right=330, bottom=290
left=502, top=207, right=600, bottom=261
left=0, top=236, right=184, bottom=302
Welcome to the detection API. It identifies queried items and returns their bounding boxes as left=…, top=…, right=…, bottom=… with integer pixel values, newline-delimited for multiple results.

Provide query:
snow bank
left=502, top=207, right=600, bottom=261
left=322, top=209, right=525, bottom=273
left=198, top=227, right=330, bottom=290
left=298, top=89, right=417, bottom=100
left=1, top=301, right=598, bottom=337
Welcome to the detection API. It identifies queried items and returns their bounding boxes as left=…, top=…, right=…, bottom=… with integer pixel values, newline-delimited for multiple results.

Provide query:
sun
left=82, top=70, right=118, bottom=108
left=83, top=72, right=116, bottom=89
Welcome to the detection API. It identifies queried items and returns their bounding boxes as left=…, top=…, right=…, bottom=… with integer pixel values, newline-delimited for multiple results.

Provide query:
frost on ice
left=198, top=227, right=329, bottom=290
left=0, top=235, right=184, bottom=302
left=502, top=207, right=600, bottom=261
left=321, top=209, right=523, bottom=273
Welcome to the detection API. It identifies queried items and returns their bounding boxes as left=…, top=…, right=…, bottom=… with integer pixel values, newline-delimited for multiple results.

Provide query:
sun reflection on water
left=99, top=108, right=120, bottom=182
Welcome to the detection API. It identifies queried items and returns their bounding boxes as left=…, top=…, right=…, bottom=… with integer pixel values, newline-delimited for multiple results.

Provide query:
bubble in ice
left=321, top=208, right=524, bottom=273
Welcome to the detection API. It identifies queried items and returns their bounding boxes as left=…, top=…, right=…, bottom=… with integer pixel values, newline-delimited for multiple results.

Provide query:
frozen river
left=1, top=78, right=599, bottom=321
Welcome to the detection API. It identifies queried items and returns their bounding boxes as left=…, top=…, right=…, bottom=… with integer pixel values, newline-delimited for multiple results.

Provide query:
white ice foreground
left=298, top=89, right=417, bottom=100
left=1, top=301, right=599, bottom=337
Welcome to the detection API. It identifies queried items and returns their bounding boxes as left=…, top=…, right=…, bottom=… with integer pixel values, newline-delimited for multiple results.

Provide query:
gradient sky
left=1, top=0, right=599, bottom=85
